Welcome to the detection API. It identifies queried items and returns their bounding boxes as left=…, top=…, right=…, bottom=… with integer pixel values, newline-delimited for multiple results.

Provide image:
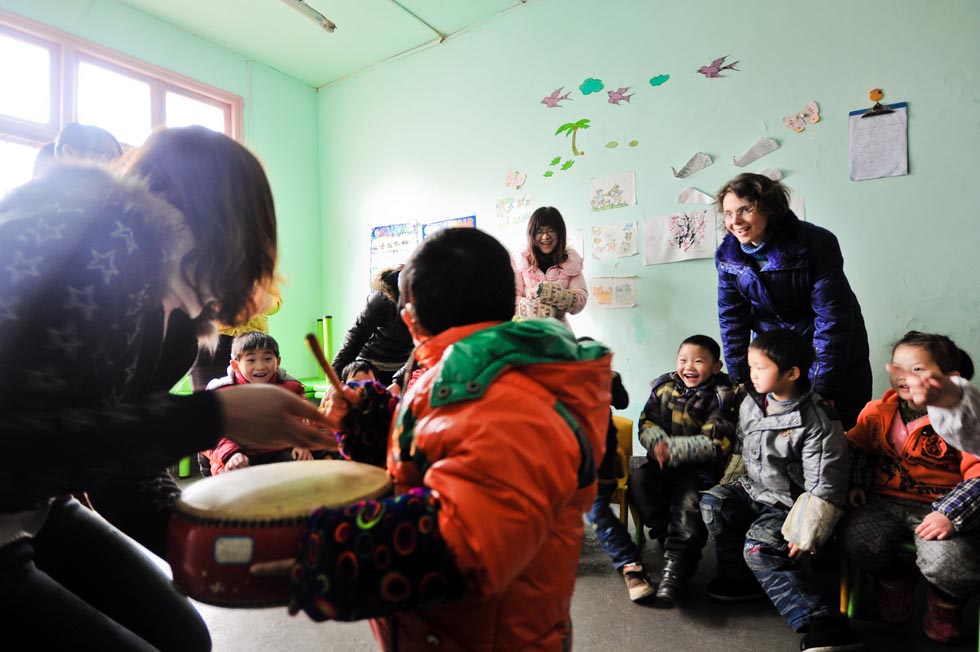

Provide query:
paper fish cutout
left=677, top=187, right=715, bottom=205
left=541, top=87, right=572, bottom=108
left=783, top=101, right=820, bottom=133
left=760, top=168, right=783, bottom=181
left=698, top=55, right=739, bottom=78
left=607, top=87, right=633, bottom=105
left=671, top=152, right=712, bottom=178
left=733, top=137, right=780, bottom=167
left=505, top=170, right=527, bottom=189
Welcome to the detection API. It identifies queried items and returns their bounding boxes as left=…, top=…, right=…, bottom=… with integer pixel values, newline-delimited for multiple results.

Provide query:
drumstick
left=305, top=333, right=345, bottom=395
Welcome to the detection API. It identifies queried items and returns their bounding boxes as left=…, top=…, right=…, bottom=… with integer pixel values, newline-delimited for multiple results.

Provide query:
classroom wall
left=0, top=0, right=323, bottom=378
left=317, top=0, right=980, bottom=422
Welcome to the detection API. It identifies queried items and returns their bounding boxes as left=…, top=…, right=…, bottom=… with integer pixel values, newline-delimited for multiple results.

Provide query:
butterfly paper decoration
left=783, top=101, right=820, bottom=133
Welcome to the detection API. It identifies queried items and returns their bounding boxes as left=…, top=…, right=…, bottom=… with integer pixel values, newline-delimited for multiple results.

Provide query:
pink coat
left=512, top=248, right=588, bottom=324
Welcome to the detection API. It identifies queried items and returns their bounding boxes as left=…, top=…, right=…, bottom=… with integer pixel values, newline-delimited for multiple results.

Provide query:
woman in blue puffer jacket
left=714, top=173, right=871, bottom=428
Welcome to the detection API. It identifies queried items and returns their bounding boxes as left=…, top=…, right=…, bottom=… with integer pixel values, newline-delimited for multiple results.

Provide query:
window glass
left=0, top=138, right=41, bottom=197
left=0, top=33, right=51, bottom=124
left=77, top=61, right=151, bottom=147
left=166, top=91, right=226, bottom=133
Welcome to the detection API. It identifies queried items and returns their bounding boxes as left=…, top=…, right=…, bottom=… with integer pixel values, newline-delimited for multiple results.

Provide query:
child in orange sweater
left=840, top=331, right=980, bottom=644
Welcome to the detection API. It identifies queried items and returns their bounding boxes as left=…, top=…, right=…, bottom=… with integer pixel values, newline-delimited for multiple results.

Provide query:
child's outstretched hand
left=321, top=385, right=363, bottom=431
left=787, top=542, right=806, bottom=559
left=292, top=447, right=313, bottom=461
left=224, top=452, right=249, bottom=472
left=848, top=487, right=866, bottom=508
left=894, top=365, right=963, bottom=409
left=916, top=511, right=955, bottom=541
left=653, top=440, right=671, bottom=469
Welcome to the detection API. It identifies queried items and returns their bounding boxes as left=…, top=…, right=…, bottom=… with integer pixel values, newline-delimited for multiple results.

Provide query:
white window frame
left=0, top=8, right=243, bottom=150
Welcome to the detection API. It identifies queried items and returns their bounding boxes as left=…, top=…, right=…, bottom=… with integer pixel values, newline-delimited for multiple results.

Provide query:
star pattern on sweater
left=0, top=297, right=18, bottom=323
left=6, top=250, right=43, bottom=284
left=111, top=221, right=138, bottom=254
left=45, top=324, right=84, bottom=358
left=87, top=249, right=119, bottom=285
left=24, top=218, right=67, bottom=245
left=65, top=285, right=97, bottom=321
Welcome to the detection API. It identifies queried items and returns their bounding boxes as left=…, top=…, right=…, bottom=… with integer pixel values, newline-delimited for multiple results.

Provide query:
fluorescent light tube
left=280, top=0, right=337, bottom=32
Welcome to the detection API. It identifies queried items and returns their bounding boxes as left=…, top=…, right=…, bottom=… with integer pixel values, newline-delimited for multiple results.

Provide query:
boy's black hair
left=400, top=228, right=515, bottom=335
left=749, top=328, right=814, bottom=391
left=231, top=331, right=280, bottom=359
left=342, top=360, right=378, bottom=381
left=893, top=331, right=975, bottom=380
left=679, top=334, right=721, bottom=362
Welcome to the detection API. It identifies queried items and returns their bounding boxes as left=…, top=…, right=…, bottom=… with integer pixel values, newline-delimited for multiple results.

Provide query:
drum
left=167, top=459, right=391, bottom=607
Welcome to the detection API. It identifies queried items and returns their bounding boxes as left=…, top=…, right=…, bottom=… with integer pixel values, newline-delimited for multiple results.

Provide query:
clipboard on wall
left=848, top=102, right=908, bottom=181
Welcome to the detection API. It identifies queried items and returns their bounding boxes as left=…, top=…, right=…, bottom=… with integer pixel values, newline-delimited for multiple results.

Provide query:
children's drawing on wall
left=642, top=210, right=716, bottom=265
left=496, top=195, right=533, bottom=225
left=590, top=171, right=636, bottom=212
left=649, top=74, right=670, bottom=87
left=698, top=55, right=739, bottom=78
left=671, top=151, right=712, bottom=178
left=605, top=140, right=639, bottom=149
left=555, top=118, right=591, bottom=157
left=579, top=77, right=604, bottom=95
left=733, top=137, right=780, bottom=167
left=541, top=87, right=572, bottom=108
left=370, top=222, right=418, bottom=280
left=677, top=187, right=714, bottom=205
left=607, top=87, right=633, bottom=105
left=592, top=276, right=637, bottom=309
left=783, top=101, right=820, bottom=133
left=570, top=228, right=584, bottom=257
left=591, top=221, right=638, bottom=259
left=422, top=215, right=476, bottom=239
left=504, top=169, right=527, bottom=189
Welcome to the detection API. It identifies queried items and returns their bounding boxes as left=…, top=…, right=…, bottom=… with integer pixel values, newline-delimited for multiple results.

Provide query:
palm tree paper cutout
left=555, top=118, right=591, bottom=156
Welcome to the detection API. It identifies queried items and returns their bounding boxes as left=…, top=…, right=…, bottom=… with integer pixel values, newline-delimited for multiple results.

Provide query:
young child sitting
left=631, top=334, right=739, bottom=606
left=700, top=329, right=861, bottom=652
left=204, top=331, right=311, bottom=474
left=840, top=331, right=980, bottom=644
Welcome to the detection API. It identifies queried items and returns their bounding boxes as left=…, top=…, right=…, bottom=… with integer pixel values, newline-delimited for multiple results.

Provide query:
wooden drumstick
left=305, top=333, right=344, bottom=395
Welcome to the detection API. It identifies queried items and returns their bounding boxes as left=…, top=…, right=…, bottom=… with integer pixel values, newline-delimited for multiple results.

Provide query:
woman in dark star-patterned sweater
left=0, top=127, right=330, bottom=651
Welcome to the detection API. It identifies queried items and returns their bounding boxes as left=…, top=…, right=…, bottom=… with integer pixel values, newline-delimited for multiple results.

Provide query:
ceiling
left=113, top=0, right=532, bottom=88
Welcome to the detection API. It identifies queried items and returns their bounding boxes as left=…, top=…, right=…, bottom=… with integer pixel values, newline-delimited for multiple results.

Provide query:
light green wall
left=0, top=0, right=322, bottom=378
left=318, top=0, right=980, bottom=415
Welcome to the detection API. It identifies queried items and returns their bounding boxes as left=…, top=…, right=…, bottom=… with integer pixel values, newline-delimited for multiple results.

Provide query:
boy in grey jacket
left=700, top=329, right=862, bottom=652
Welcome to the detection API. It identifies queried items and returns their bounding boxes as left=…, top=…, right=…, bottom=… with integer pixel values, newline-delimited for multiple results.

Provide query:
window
left=0, top=9, right=242, bottom=197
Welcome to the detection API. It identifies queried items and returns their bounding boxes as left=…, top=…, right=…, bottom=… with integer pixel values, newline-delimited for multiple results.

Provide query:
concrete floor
left=184, top=522, right=978, bottom=652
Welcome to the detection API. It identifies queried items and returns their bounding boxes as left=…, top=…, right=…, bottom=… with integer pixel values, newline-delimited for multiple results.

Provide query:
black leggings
left=0, top=497, right=211, bottom=651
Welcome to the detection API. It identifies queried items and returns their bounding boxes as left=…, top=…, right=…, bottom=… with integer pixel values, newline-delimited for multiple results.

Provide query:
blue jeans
left=700, top=482, right=832, bottom=632
left=587, top=479, right=642, bottom=571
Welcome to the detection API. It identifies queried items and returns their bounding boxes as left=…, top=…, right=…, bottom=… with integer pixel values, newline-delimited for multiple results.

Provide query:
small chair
left=610, top=416, right=644, bottom=541
left=839, top=540, right=916, bottom=618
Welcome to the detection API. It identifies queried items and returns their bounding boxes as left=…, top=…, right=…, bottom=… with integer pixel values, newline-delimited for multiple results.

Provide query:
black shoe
left=654, top=558, right=690, bottom=608
left=800, top=616, right=864, bottom=652
left=704, top=576, right=766, bottom=603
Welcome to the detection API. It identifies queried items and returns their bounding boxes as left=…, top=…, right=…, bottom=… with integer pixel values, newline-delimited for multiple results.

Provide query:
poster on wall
left=642, top=210, right=716, bottom=265
left=422, top=215, right=477, bottom=239
left=848, top=102, right=908, bottom=181
left=591, top=276, right=637, bottom=309
left=496, top=195, right=533, bottom=225
left=589, top=171, right=636, bottom=211
left=591, top=221, right=638, bottom=259
left=370, top=222, right=419, bottom=280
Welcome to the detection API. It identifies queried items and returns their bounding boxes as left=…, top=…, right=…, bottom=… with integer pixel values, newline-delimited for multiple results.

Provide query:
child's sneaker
left=800, top=615, right=864, bottom=652
left=704, top=576, right=766, bottom=603
left=622, top=563, right=655, bottom=602
left=922, top=584, right=963, bottom=644
left=876, top=573, right=917, bottom=623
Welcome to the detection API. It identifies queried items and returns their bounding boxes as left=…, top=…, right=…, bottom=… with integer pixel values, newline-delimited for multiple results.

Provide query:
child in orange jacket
left=840, top=331, right=980, bottom=644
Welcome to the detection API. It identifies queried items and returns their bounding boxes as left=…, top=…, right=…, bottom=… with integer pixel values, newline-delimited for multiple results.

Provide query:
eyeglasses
left=723, top=205, right=755, bottom=221
left=534, top=227, right=557, bottom=238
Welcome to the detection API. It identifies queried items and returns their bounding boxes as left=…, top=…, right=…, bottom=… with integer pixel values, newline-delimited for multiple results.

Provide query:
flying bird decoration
left=541, top=87, right=572, bottom=108
left=783, top=101, right=820, bottom=133
left=607, top=87, right=634, bottom=105
left=697, top=55, right=739, bottom=78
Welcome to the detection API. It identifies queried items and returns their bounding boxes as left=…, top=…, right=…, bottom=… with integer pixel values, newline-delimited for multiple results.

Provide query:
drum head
left=176, top=459, right=391, bottom=520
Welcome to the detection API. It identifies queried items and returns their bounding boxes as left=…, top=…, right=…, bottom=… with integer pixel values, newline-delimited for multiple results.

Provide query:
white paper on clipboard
left=848, top=102, right=908, bottom=181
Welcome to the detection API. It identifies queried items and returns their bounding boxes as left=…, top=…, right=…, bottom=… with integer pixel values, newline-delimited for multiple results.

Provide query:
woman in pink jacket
left=512, top=206, right=588, bottom=329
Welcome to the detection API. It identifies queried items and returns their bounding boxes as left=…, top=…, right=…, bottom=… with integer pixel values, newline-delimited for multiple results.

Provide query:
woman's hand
left=915, top=511, right=955, bottom=541
left=215, top=384, right=336, bottom=451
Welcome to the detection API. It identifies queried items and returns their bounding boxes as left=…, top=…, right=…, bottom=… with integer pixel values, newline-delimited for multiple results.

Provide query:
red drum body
left=167, top=459, right=391, bottom=607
